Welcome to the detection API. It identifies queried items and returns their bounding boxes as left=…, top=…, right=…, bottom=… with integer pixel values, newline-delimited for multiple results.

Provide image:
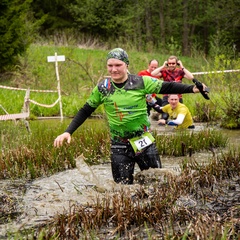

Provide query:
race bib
left=129, top=132, right=155, bottom=153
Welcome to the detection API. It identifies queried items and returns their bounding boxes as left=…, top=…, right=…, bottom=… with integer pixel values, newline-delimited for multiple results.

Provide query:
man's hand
left=158, top=119, right=166, bottom=125
left=146, top=94, right=157, bottom=106
left=177, top=60, right=183, bottom=68
left=54, top=132, right=71, bottom=147
left=163, top=61, right=168, bottom=67
left=192, top=78, right=210, bottom=100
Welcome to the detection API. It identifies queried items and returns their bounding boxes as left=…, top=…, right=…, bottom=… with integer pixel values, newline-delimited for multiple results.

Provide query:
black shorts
left=110, top=141, right=161, bottom=184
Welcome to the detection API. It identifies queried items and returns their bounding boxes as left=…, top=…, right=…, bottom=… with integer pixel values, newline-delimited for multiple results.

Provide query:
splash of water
left=75, top=154, right=119, bottom=192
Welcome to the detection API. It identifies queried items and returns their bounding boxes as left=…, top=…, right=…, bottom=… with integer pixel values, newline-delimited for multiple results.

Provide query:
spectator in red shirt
left=151, top=56, right=194, bottom=120
left=138, top=59, right=160, bottom=78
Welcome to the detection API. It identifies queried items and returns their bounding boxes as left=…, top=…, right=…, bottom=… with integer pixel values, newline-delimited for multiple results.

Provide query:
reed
left=0, top=119, right=110, bottom=179
left=154, top=128, right=228, bottom=157
left=17, top=147, right=239, bottom=239
left=0, top=119, right=228, bottom=180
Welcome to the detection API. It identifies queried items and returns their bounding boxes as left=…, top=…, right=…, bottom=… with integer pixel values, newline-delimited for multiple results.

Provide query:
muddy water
left=221, top=128, right=240, bottom=147
left=0, top=159, right=140, bottom=237
left=0, top=121, right=239, bottom=238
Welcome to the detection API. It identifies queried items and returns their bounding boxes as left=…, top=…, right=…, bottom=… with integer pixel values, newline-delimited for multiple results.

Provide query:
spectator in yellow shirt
left=147, top=94, right=194, bottom=129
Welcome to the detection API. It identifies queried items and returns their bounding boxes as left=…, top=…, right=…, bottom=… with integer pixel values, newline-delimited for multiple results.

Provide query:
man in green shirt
left=54, top=48, right=209, bottom=184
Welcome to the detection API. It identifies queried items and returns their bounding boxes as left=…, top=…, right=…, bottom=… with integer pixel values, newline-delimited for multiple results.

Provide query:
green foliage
left=209, top=33, right=236, bottom=59
left=154, top=129, right=228, bottom=157
left=31, top=0, right=74, bottom=33
left=68, top=0, right=129, bottom=38
left=165, top=37, right=182, bottom=57
left=0, top=0, right=41, bottom=72
left=205, top=54, right=240, bottom=129
left=0, top=89, right=27, bottom=114
left=193, top=101, right=218, bottom=122
left=0, top=0, right=239, bottom=74
left=24, top=0, right=240, bottom=57
left=220, top=90, right=240, bottom=129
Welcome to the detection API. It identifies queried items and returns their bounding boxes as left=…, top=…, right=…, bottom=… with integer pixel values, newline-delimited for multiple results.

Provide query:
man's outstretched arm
left=160, top=82, right=194, bottom=94
left=159, top=81, right=209, bottom=98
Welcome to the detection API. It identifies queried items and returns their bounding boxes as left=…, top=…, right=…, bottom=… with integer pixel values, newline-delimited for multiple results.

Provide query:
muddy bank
left=0, top=153, right=230, bottom=238
left=0, top=158, right=180, bottom=237
left=0, top=163, right=111, bottom=237
left=0, top=123, right=239, bottom=238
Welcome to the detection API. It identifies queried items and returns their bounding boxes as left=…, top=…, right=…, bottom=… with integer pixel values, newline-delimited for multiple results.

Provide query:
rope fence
left=192, top=69, right=240, bottom=75
left=0, top=87, right=60, bottom=122
left=0, top=84, right=58, bottom=92
left=0, top=52, right=65, bottom=124
left=29, top=97, right=60, bottom=108
left=0, top=112, right=30, bottom=121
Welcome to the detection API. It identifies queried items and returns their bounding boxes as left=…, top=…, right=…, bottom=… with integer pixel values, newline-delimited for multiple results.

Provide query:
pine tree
left=0, top=0, right=38, bottom=72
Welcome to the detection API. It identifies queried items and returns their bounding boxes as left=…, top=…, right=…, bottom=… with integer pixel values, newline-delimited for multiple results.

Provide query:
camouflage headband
left=106, top=48, right=129, bottom=65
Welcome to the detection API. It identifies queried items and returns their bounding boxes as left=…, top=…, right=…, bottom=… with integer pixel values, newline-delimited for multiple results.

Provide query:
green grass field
left=0, top=44, right=239, bottom=126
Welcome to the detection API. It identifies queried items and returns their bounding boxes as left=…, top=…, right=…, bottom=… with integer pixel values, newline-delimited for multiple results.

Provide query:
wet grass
left=154, top=128, right=228, bottom=157
left=0, top=119, right=228, bottom=180
left=11, top=146, right=239, bottom=239
left=0, top=119, right=110, bottom=179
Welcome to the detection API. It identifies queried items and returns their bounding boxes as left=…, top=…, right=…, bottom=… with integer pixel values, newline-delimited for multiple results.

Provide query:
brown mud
left=0, top=122, right=239, bottom=238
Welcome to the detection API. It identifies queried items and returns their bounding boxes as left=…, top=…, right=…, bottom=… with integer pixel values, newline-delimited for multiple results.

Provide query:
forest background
left=0, top=0, right=240, bottom=128
left=1, top=0, right=240, bottom=71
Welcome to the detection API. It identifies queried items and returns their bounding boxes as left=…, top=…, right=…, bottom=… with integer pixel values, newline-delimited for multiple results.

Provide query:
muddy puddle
left=0, top=122, right=239, bottom=238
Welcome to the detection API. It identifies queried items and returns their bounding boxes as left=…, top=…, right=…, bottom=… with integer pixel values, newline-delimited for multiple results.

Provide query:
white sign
left=47, top=55, right=65, bottom=62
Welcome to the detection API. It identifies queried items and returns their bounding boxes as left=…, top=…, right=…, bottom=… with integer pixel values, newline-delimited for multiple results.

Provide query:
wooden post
left=55, top=52, right=63, bottom=121
left=23, top=89, right=31, bottom=133
left=47, top=53, right=65, bottom=121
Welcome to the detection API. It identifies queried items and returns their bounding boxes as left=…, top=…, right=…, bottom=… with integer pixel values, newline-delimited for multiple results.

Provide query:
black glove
left=146, top=94, right=157, bottom=106
left=192, top=78, right=210, bottom=100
